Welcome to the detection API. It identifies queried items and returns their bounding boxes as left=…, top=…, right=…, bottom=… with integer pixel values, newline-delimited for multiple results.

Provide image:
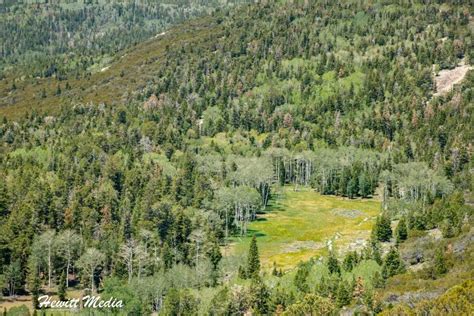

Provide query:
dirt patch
left=333, top=208, right=364, bottom=218
left=434, top=61, right=472, bottom=96
left=282, top=240, right=325, bottom=253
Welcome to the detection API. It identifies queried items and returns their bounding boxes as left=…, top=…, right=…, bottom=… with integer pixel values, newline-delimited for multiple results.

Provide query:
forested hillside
left=0, top=0, right=473, bottom=315
left=0, top=0, right=247, bottom=79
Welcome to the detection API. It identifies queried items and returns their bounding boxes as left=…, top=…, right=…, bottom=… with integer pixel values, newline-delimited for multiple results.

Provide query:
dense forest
left=0, top=0, right=249, bottom=79
left=0, top=0, right=473, bottom=315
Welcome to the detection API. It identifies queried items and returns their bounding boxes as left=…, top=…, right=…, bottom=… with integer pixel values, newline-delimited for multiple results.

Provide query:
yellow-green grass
left=230, top=186, right=381, bottom=270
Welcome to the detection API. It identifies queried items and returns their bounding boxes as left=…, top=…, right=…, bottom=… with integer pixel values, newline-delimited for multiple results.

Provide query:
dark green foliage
left=336, top=280, right=352, bottom=307
left=278, top=159, right=286, bottom=186
left=372, top=214, right=392, bottom=242
left=207, top=240, right=222, bottom=271
left=247, top=235, right=260, bottom=278
left=327, top=252, right=341, bottom=275
left=162, top=242, right=174, bottom=270
left=433, top=246, right=448, bottom=277
left=343, top=251, right=359, bottom=272
left=249, top=276, right=270, bottom=314
left=0, top=1, right=248, bottom=80
left=372, top=271, right=385, bottom=289
left=58, top=272, right=66, bottom=301
left=428, top=192, right=467, bottom=238
left=31, top=271, right=41, bottom=310
left=0, top=180, right=9, bottom=217
left=162, top=288, right=199, bottom=316
left=382, top=247, right=405, bottom=279
left=238, top=265, right=247, bottom=280
left=371, top=242, right=383, bottom=266
left=396, top=216, right=408, bottom=244
left=293, top=262, right=310, bottom=293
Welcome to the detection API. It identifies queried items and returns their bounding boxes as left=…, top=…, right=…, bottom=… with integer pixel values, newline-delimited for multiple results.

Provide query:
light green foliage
left=284, top=293, right=336, bottom=316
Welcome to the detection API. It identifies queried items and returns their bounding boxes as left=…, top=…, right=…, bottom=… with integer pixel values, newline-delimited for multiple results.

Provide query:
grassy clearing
left=230, top=186, right=381, bottom=270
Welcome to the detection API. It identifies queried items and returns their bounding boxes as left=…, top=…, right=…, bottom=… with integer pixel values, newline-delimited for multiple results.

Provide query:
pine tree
left=58, top=272, right=66, bottom=301
left=372, top=271, right=385, bottom=288
left=372, top=214, right=392, bottom=242
left=433, top=246, right=448, bottom=276
left=272, top=262, right=279, bottom=276
left=327, top=252, right=341, bottom=275
left=336, top=280, right=351, bottom=307
left=162, top=242, right=173, bottom=270
left=207, top=239, right=222, bottom=285
left=396, top=216, right=408, bottom=244
left=279, top=159, right=285, bottom=186
left=343, top=251, right=358, bottom=272
left=373, top=245, right=383, bottom=266
left=382, top=247, right=405, bottom=279
left=0, top=180, right=8, bottom=217
left=238, top=265, right=247, bottom=279
left=247, top=235, right=260, bottom=278
left=294, top=262, right=310, bottom=293
left=249, top=276, right=270, bottom=314
left=31, top=271, right=41, bottom=310
left=359, top=172, right=372, bottom=198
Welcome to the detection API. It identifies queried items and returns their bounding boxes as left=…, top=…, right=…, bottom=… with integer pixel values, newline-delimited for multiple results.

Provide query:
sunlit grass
left=230, top=186, right=381, bottom=270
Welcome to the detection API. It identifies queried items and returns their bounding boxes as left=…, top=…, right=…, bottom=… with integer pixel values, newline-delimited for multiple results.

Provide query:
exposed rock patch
left=434, top=61, right=472, bottom=96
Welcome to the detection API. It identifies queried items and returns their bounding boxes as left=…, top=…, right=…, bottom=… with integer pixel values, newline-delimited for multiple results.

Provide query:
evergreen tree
left=278, top=159, right=285, bottom=186
left=371, top=241, right=383, bottom=265
left=31, top=271, right=41, bottom=310
left=359, top=172, right=372, bottom=198
left=382, top=247, right=405, bottom=279
left=327, top=252, right=341, bottom=275
left=247, top=235, right=260, bottom=278
left=0, top=180, right=8, bottom=217
left=207, top=239, right=222, bottom=285
left=249, top=276, right=270, bottom=314
left=58, top=272, right=66, bottom=301
left=372, top=214, right=392, bottom=242
left=343, top=251, right=358, bottom=272
left=433, top=246, right=448, bottom=276
left=238, top=265, right=247, bottom=279
left=162, top=242, right=174, bottom=270
left=294, top=262, right=310, bottom=293
left=336, top=280, right=351, bottom=307
left=272, top=262, right=279, bottom=276
left=372, top=271, right=385, bottom=289
left=396, top=216, right=408, bottom=244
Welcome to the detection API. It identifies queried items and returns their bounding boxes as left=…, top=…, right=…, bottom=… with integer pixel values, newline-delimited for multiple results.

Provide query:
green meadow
left=231, top=187, right=381, bottom=270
